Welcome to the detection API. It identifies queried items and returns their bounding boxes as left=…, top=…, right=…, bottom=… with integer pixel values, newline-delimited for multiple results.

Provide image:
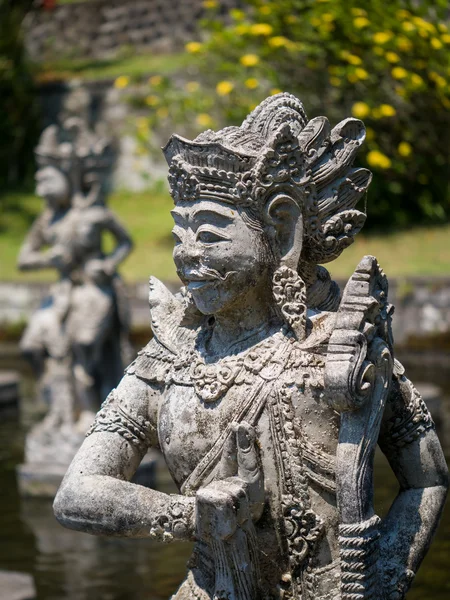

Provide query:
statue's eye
left=197, top=230, right=228, bottom=244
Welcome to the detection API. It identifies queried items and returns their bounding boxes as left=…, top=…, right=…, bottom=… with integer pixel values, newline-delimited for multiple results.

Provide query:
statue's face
left=172, top=198, right=271, bottom=315
left=35, top=166, right=70, bottom=209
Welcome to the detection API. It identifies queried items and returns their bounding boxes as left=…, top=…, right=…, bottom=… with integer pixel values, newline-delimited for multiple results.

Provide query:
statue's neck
left=207, top=283, right=281, bottom=356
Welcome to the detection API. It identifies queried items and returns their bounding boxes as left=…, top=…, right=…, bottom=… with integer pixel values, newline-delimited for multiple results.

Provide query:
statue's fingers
left=236, top=422, right=260, bottom=484
left=218, top=423, right=238, bottom=479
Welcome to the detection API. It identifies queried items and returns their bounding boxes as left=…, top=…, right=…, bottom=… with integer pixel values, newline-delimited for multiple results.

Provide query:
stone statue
left=54, top=94, right=448, bottom=599
left=18, top=117, right=133, bottom=475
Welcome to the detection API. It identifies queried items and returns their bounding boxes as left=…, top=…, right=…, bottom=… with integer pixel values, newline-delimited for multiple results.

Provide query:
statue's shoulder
left=126, top=277, right=203, bottom=383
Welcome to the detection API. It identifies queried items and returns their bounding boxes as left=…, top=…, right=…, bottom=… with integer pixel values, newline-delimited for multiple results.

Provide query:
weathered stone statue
left=18, top=117, right=133, bottom=487
left=54, top=94, right=448, bottom=599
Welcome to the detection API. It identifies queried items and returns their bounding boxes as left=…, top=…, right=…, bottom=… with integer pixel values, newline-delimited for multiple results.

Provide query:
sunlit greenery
left=131, top=0, right=450, bottom=229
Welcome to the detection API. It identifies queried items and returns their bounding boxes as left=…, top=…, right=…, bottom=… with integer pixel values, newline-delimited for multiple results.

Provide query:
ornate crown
left=35, top=117, right=115, bottom=180
left=163, top=93, right=371, bottom=265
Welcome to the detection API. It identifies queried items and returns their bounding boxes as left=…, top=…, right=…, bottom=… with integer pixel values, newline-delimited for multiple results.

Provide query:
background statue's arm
left=100, top=210, right=133, bottom=276
left=378, top=368, right=449, bottom=596
left=53, top=371, right=195, bottom=541
left=17, top=215, right=56, bottom=270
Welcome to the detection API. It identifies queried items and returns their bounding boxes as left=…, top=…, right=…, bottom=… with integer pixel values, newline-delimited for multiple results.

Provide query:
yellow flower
left=438, top=23, right=448, bottom=33
left=259, top=5, right=272, bottom=15
left=285, top=15, right=298, bottom=24
left=352, top=102, right=370, bottom=119
left=431, top=37, right=443, bottom=49
left=373, top=47, right=384, bottom=56
left=379, top=104, right=396, bottom=117
left=245, top=78, right=259, bottom=89
left=354, top=17, right=370, bottom=29
left=410, top=73, right=424, bottom=88
left=398, top=142, right=412, bottom=157
left=385, top=52, right=400, bottom=63
left=136, top=117, right=148, bottom=131
left=185, top=81, right=200, bottom=93
left=196, top=113, right=213, bottom=128
left=347, top=73, right=359, bottom=84
left=148, top=75, right=162, bottom=86
left=185, top=41, right=202, bottom=54
left=145, top=95, right=159, bottom=107
left=114, top=75, right=129, bottom=89
left=330, top=76, right=341, bottom=87
left=311, top=17, right=321, bottom=28
left=395, top=86, right=407, bottom=98
left=351, top=8, right=367, bottom=17
left=392, top=67, right=408, bottom=79
left=322, top=13, right=335, bottom=23
left=396, top=9, right=411, bottom=20
left=401, top=22, right=415, bottom=33
left=216, top=80, right=234, bottom=95
left=355, top=68, right=369, bottom=80
left=270, top=88, right=282, bottom=95
left=396, top=37, right=413, bottom=52
left=203, top=0, right=217, bottom=8
left=367, top=150, right=392, bottom=169
left=250, top=23, right=273, bottom=36
left=268, top=36, right=290, bottom=48
left=442, top=34, right=450, bottom=44
left=230, top=9, right=245, bottom=21
left=157, top=107, right=169, bottom=119
left=340, top=50, right=362, bottom=65
left=240, top=54, right=259, bottom=67
left=235, top=24, right=250, bottom=35
left=429, top=71, right=446, bottom=88
left=373, top=32, right=393, bottom=44
left=413, top=17, right=436, bottom=33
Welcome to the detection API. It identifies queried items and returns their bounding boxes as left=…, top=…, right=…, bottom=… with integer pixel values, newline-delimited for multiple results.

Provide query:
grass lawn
left=36, top=52, right=189, bottom=83
left=1, top=185, right=450, bottom=284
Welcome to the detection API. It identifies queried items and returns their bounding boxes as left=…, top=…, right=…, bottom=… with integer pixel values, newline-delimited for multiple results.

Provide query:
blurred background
left=0, top=0, right=449, bottom=599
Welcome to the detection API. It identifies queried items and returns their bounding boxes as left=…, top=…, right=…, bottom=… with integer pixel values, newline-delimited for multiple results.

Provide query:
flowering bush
left=132, top=0, right=450, bottom=228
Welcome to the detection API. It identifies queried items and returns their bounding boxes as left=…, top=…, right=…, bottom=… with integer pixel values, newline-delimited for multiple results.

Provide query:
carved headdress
left=35, top=117, right=116, bottom=206
left=163, top=93, right=371, bottom=267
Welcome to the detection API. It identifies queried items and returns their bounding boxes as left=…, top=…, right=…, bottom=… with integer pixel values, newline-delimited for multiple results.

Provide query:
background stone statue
left=18, top=117, right=133, bottom=472
left=54, top=93, right=448, bottom=599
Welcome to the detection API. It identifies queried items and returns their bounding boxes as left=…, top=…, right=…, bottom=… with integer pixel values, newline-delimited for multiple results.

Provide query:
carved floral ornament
left=163, top=93, right=372, bottom=265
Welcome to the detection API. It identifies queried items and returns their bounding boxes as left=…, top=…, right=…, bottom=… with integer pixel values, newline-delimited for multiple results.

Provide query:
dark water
left=0, top=354, right=449, bottom=599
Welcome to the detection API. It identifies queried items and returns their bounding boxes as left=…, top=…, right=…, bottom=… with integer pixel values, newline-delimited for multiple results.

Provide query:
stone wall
left=1, top=278, right=450, bottom=349
left=24, top=0, right=240, bottom=61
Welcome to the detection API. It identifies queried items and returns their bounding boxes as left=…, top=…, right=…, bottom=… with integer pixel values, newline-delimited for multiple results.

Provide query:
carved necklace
left=188, top=323, right=288, bottom=403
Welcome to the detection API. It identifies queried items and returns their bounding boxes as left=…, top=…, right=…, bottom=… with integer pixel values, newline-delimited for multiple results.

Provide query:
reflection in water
left=0, top=358, right=449, bottom=599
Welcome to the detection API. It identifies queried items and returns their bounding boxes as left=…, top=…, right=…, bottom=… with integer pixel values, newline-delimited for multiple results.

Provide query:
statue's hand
left=195, top=422, right=264, bottom=543
left=84, top=258, right=111, bottom=282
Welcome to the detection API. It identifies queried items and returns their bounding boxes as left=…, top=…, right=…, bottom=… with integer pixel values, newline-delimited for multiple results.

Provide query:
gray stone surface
left=54, top=93, right=448, bottom=599
left=0, top=571, right=36, bottom=600
left=17, top=116, right=134, bottom=496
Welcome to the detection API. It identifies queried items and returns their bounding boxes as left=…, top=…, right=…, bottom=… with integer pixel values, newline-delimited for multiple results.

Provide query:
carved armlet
left=86, top=389, right=155, bottom=454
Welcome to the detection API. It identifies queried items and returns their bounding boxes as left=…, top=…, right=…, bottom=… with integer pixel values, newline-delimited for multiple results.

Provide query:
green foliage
left=135, top=0, right=450, bottom=229
left=0, top=0, right=40, bottom=190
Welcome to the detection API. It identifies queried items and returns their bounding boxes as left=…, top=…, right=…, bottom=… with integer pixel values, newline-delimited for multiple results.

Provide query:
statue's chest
left=158, top=382, right=246, bottom=486
left=45, top=211, right=99, bottom=250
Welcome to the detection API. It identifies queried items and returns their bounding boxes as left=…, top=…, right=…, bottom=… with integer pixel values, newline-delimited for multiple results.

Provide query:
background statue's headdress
left=35, top=117, right=116, bottom=206
left=163, top=93, right=371, bottom=266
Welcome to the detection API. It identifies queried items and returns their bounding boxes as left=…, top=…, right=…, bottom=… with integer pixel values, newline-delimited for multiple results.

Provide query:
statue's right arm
left=17, top=215, right=53, bottom=271
left=53, top=371, right=195, bottom=542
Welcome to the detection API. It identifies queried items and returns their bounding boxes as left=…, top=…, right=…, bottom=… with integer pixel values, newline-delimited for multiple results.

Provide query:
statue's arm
left=53, top=371, right=195, bottom=541
left=17, top=215, right=54, bottom=271
left=378, top=368, right=449, bottom=595
left=100, top=209, right=133, bottom=276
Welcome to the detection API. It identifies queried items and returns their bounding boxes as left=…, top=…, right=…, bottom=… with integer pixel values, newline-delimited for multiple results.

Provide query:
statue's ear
left=263, top=193, right=303, bottom=269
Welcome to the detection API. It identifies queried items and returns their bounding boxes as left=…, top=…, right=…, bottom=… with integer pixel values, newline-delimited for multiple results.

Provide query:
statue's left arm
left=100, top=209, right=133, bottom=276
left=378, top=366, right=448, bottom=596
